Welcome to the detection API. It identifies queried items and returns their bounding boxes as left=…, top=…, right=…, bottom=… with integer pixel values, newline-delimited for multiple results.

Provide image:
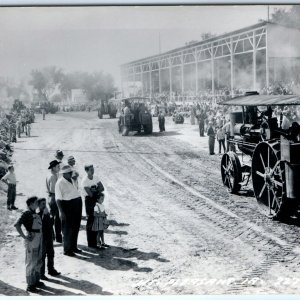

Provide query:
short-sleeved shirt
left=2, top=171, right=16, bottom=185
left=81, top=175, right=100, bottom=197
left=46, top=172, right=58, bottom=194
left=123, top=107, right=131, bottom=116
left=15, top=210, right=35, bottom=232
left=55, top=177, right=80, bottom=201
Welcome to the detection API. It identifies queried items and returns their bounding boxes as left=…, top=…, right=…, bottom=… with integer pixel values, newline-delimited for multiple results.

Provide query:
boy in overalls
left=15, top=197, right=44, bottom=293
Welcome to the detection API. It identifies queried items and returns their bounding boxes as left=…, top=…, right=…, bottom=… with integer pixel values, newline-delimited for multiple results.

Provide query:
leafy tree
left=201, top=32, right=216, bottom=41
left=29, top=66, right=64, bottom=101
left=59, top=71, right=87, bottom=99
left=81, top=72, right=116, bottom=101
left=271, top=6, right=300, bottom=29
left=51, top=94, right=63, bottom=103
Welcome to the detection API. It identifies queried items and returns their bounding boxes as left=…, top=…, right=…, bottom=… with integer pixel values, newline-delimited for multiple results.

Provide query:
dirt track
left=1, top=111, right=300, bottom=295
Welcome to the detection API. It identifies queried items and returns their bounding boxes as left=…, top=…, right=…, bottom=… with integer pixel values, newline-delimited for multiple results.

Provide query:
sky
left=0, top=5, right=293, bottom=90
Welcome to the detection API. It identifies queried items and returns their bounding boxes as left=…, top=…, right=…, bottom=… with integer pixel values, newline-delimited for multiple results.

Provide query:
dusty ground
left=1, top=111, right=300, bottom=296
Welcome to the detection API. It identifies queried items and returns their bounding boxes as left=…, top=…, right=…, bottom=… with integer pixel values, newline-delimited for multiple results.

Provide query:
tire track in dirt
left=97, top=119, right=300, bottom=294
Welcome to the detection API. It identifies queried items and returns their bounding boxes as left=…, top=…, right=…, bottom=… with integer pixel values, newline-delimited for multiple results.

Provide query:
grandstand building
left=121, top=21, right=300, bottom=99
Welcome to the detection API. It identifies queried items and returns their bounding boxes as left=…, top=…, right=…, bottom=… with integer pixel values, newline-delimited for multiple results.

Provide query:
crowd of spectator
left=0, top=101, right=35, bottom=178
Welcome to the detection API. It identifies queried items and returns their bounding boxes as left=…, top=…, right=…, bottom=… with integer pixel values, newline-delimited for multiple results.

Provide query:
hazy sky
left=0, top=5, right=292, bottom=89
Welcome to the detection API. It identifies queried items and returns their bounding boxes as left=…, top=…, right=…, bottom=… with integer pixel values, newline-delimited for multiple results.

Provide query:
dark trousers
left=7, top=184, right=16, bottom=207
left=208, top=136, right=215, bottom=155
left=58, top=197, right=82, bottom=253
left=159, top=119, right=165, bottom=132
left=199, top=123, right=204, bottom=137
left=85, top=196, right=97, bottom=247
left=48, top=196, right=62, bottom=242
left=218, top=139, right=226, bottom=153
left=41, top=236, right=55, bottom=276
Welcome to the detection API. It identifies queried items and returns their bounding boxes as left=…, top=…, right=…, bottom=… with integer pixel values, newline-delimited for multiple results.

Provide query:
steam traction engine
left=220, top=93, right=300, bottom=219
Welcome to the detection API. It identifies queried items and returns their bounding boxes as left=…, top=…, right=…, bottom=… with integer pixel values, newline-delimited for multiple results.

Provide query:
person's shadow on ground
left=76, top=244, right=169, bottom=273
left=0, top=280, right=29, bottom=296
left=43, top=275, right=112, bottom=295
left=109, top=220, right=130, bottom=227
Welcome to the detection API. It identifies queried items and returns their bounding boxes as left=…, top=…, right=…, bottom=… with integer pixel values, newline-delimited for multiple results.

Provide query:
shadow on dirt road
left=74, top=244, right=169, bottom=273
left=0, top=280, right=29, bottom=296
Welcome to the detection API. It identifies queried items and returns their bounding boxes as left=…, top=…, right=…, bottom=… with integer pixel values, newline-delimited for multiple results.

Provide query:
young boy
left=37, top=198, right=61, bottom=280
left=1, top=164, right=17, bottom=210
left=14, top=197, right=44, bottom=293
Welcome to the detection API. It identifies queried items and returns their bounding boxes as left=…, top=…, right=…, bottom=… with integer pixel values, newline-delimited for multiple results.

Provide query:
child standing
left=1, top=164, right=17, bottom=210
left=14, top=197, right=44, bottom=293
left=37, top=198, right=61, bottom=281
left=92, top=193, right=109, bottom=249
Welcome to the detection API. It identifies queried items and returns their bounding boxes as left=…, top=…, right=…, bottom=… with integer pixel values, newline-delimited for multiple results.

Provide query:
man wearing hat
left=55, top=150, right=65, bottom=165
left=67, top=156, right=79, bottom=189
left=46, top=160, right=62, bottom=243
left=55, top=165, right=82, bottom=256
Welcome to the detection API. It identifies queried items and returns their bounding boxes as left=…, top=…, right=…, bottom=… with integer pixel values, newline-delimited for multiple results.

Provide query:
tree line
left=29, top=66, right=116, bottom=103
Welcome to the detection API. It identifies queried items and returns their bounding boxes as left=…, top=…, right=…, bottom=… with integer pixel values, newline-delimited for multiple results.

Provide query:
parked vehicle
left=118, top=97, right=153, bottom=136
left=98, top=99, right=118, bottom=119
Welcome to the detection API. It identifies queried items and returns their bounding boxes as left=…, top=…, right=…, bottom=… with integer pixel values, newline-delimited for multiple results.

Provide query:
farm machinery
left=220, top=92, right=300, bottom=219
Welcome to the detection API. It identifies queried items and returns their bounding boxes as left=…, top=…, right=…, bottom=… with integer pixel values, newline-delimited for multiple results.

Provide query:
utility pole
left=267, top=5, right=270, bottom=22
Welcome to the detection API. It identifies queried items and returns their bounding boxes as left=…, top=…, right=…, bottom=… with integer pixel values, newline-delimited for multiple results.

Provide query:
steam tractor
left=220, top=92, right=300, bottom=219
left=118, top=97, right=153, bottom=136
left=98, top=99, right=118, bottom=119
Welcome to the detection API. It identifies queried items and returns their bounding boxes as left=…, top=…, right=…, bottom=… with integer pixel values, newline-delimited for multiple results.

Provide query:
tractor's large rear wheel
left=221, top=151, right=242, bottom=194
left=144, top=124, right=153, bottom=134
left=252, top=141, right=286, bottom=219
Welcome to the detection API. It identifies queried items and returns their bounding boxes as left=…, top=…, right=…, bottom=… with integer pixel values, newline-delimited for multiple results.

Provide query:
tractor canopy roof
left=221, top=94, right=300, bottom=107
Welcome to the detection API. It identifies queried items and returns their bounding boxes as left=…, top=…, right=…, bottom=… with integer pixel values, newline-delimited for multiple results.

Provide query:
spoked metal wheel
left=252, top=141, right=285, bottom=218
left=221, top=151, right=242, bottom=193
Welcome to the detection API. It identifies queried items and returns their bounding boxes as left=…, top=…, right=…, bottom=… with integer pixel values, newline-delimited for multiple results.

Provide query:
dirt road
left=1, top=112, right=300, bottom=295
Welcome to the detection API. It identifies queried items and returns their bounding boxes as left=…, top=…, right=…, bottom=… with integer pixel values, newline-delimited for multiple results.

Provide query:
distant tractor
left=173, top=112, right=185, bottom=124
left=98, top=99, right=117, bottom=119
left=118, top=97, right=153, bottom=136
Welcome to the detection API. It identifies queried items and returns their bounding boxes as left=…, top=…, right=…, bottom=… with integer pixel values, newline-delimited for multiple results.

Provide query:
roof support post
left=230, top=37, right=234, bottom=98
left=149, top=63, right=152, bottom=100
left=211, top=44, right=215, bottom=100
left=159, top=63, right=162, bottom=94
left=141, top=71, right=144, bottom=97
left=253, top=31, right=257, bottom=91
left=181, top=52, right=184, bottom=97
left=195, top=50, right=198, bottom=95
left=169, top=58, right=172, bottom=100
left=266, top=27, right=270, bottom=88
left=121, top=67, right=124, bottom=98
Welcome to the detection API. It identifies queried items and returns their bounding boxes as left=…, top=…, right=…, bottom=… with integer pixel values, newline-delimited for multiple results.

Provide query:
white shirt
left=55, top=177, right=80, bottom=201
left=282, top=116, right=291, bottom=130
left=2, top=171, right=16, bottom=185
left=69, top=165, right=79, bottom=189
left=81, top=175, right=100, bottom=197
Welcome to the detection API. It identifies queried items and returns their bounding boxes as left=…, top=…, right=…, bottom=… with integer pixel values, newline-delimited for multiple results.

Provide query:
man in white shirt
left=55, top=165, right=82, bottom=256
left=1, top=165, right=17, bottom=210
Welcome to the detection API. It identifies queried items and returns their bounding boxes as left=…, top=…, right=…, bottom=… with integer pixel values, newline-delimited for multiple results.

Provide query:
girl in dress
left=91, top=191, right=110, bottom=249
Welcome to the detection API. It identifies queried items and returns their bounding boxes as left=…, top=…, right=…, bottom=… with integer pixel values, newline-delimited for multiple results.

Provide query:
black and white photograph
left=1, top=3, right=300, bottom=296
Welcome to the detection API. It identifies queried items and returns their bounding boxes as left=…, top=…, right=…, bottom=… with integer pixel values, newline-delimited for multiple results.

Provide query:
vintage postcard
left=0, top=4, right=300, bottom=296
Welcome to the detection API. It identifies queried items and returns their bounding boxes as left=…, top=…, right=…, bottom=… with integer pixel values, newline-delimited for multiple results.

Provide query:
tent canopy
left=221, top=95, right=300, bottom=106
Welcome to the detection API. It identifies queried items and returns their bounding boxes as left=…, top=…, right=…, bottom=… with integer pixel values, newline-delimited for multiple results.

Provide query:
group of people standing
left=13, top=150, right=109, bottom=293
